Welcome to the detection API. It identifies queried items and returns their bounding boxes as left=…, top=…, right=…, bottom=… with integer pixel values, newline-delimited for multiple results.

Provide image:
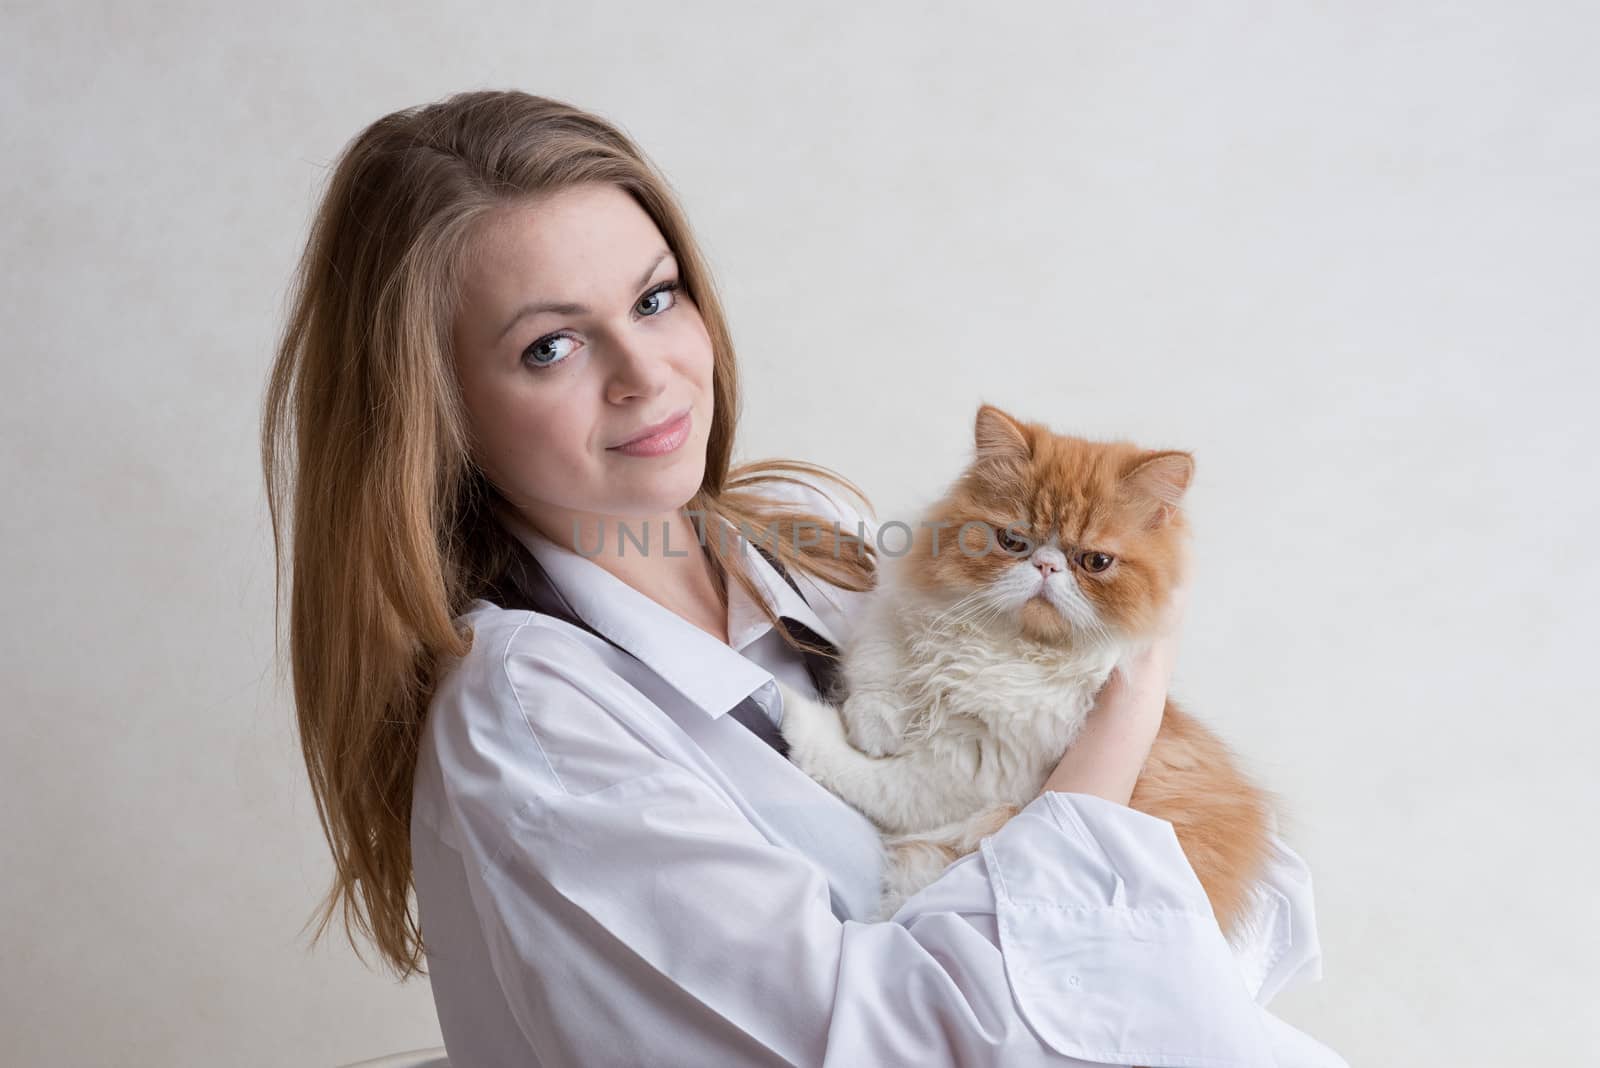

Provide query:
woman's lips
left=607, top=409, right=692, bottom=457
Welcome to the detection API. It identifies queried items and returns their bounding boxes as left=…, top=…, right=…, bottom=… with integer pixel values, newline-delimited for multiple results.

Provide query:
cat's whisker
left=943, top=604, right=1000, bottom=634
left=925, top=589, right=997, bottom=636
left=971, top=599, right=1016, bottom=632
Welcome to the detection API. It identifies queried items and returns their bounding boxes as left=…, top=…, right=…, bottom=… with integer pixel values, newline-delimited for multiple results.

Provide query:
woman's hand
left=1036, top=579, right=1191, bottom=806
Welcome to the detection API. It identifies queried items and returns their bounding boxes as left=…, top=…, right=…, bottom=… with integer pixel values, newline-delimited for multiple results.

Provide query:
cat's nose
left=1029, top=546, right=1067, bottom=577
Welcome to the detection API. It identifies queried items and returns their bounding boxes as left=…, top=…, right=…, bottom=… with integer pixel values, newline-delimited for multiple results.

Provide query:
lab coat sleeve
left=1226, top=825, right=1329, bottom=1007
left=902, top=814, right=1348, bottom=1068
left=443, top=634, right=1287, bottom=1068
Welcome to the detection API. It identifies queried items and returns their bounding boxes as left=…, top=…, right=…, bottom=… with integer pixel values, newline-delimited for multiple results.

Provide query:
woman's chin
left=607, top=459, right=708, bottom=518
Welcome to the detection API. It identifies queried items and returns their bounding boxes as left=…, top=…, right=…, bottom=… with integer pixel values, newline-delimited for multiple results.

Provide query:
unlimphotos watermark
left=567, top=512, right=1039, bottom=559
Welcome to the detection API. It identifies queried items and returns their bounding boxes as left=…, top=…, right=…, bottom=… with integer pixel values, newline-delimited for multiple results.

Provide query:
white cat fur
left=776, top=537, right=1142, bottom=920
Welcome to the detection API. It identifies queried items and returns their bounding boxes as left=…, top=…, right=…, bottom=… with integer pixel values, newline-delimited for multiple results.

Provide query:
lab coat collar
left=494, top=506, right=841, bottom=721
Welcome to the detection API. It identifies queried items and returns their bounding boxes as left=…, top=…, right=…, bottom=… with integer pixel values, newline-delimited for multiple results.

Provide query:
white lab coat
left=410, top=475, right=1347, bottom=1067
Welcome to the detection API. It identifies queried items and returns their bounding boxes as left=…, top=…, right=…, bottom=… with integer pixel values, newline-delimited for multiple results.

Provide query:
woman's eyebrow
left=496, top=249, right=674, bottom=342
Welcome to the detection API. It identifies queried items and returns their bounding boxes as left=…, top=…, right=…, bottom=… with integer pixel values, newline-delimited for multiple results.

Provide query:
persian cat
left=776, top=404, right=1274, bottom=931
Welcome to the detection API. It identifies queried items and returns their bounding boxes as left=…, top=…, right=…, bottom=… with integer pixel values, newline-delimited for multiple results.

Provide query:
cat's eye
left=1078, top=551, right=1114, bottom=573
left=994, top=526, right=1029, bottom=554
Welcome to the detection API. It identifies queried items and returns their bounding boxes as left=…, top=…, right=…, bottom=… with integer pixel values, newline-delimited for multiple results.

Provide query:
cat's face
left=900, top=404, right=1193, bottom=649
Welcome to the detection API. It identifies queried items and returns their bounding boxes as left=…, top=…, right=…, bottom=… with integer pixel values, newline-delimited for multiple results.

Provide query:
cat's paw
left=774, top=679, right=847, bottom=757
left=842, top=692, right=905, bottom=756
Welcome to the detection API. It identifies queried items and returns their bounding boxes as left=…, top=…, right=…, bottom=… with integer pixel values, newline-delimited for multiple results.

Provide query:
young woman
left=261, top=90, right=1342, bottom=1067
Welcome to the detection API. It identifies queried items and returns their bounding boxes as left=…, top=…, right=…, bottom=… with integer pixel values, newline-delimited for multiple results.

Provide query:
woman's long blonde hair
left=260, top=90, right=877, bottom=979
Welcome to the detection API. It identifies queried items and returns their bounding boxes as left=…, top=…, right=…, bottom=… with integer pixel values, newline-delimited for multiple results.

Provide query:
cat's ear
left=1119, top=450, right=1194, bottom=529
left=974, top=404, right=1033, bottom=466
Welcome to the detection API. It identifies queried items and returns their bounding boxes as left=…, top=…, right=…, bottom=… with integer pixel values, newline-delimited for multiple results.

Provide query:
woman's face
left=451, top=182, right=715, bottom=545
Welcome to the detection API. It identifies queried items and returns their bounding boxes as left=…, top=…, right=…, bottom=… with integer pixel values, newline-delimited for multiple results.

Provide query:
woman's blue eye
left=521, top=279, right=682, bottom=369
left=637, top=280, right=679, bottom=317
left=525, top=335, right=578, bottom=367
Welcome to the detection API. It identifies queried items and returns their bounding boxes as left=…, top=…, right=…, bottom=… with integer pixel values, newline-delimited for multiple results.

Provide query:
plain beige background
left=4, top=2, right=1596, bottom=1065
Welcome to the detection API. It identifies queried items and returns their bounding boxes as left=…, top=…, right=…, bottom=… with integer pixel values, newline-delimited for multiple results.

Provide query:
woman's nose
left=604, top=337, right=672, bottom=402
